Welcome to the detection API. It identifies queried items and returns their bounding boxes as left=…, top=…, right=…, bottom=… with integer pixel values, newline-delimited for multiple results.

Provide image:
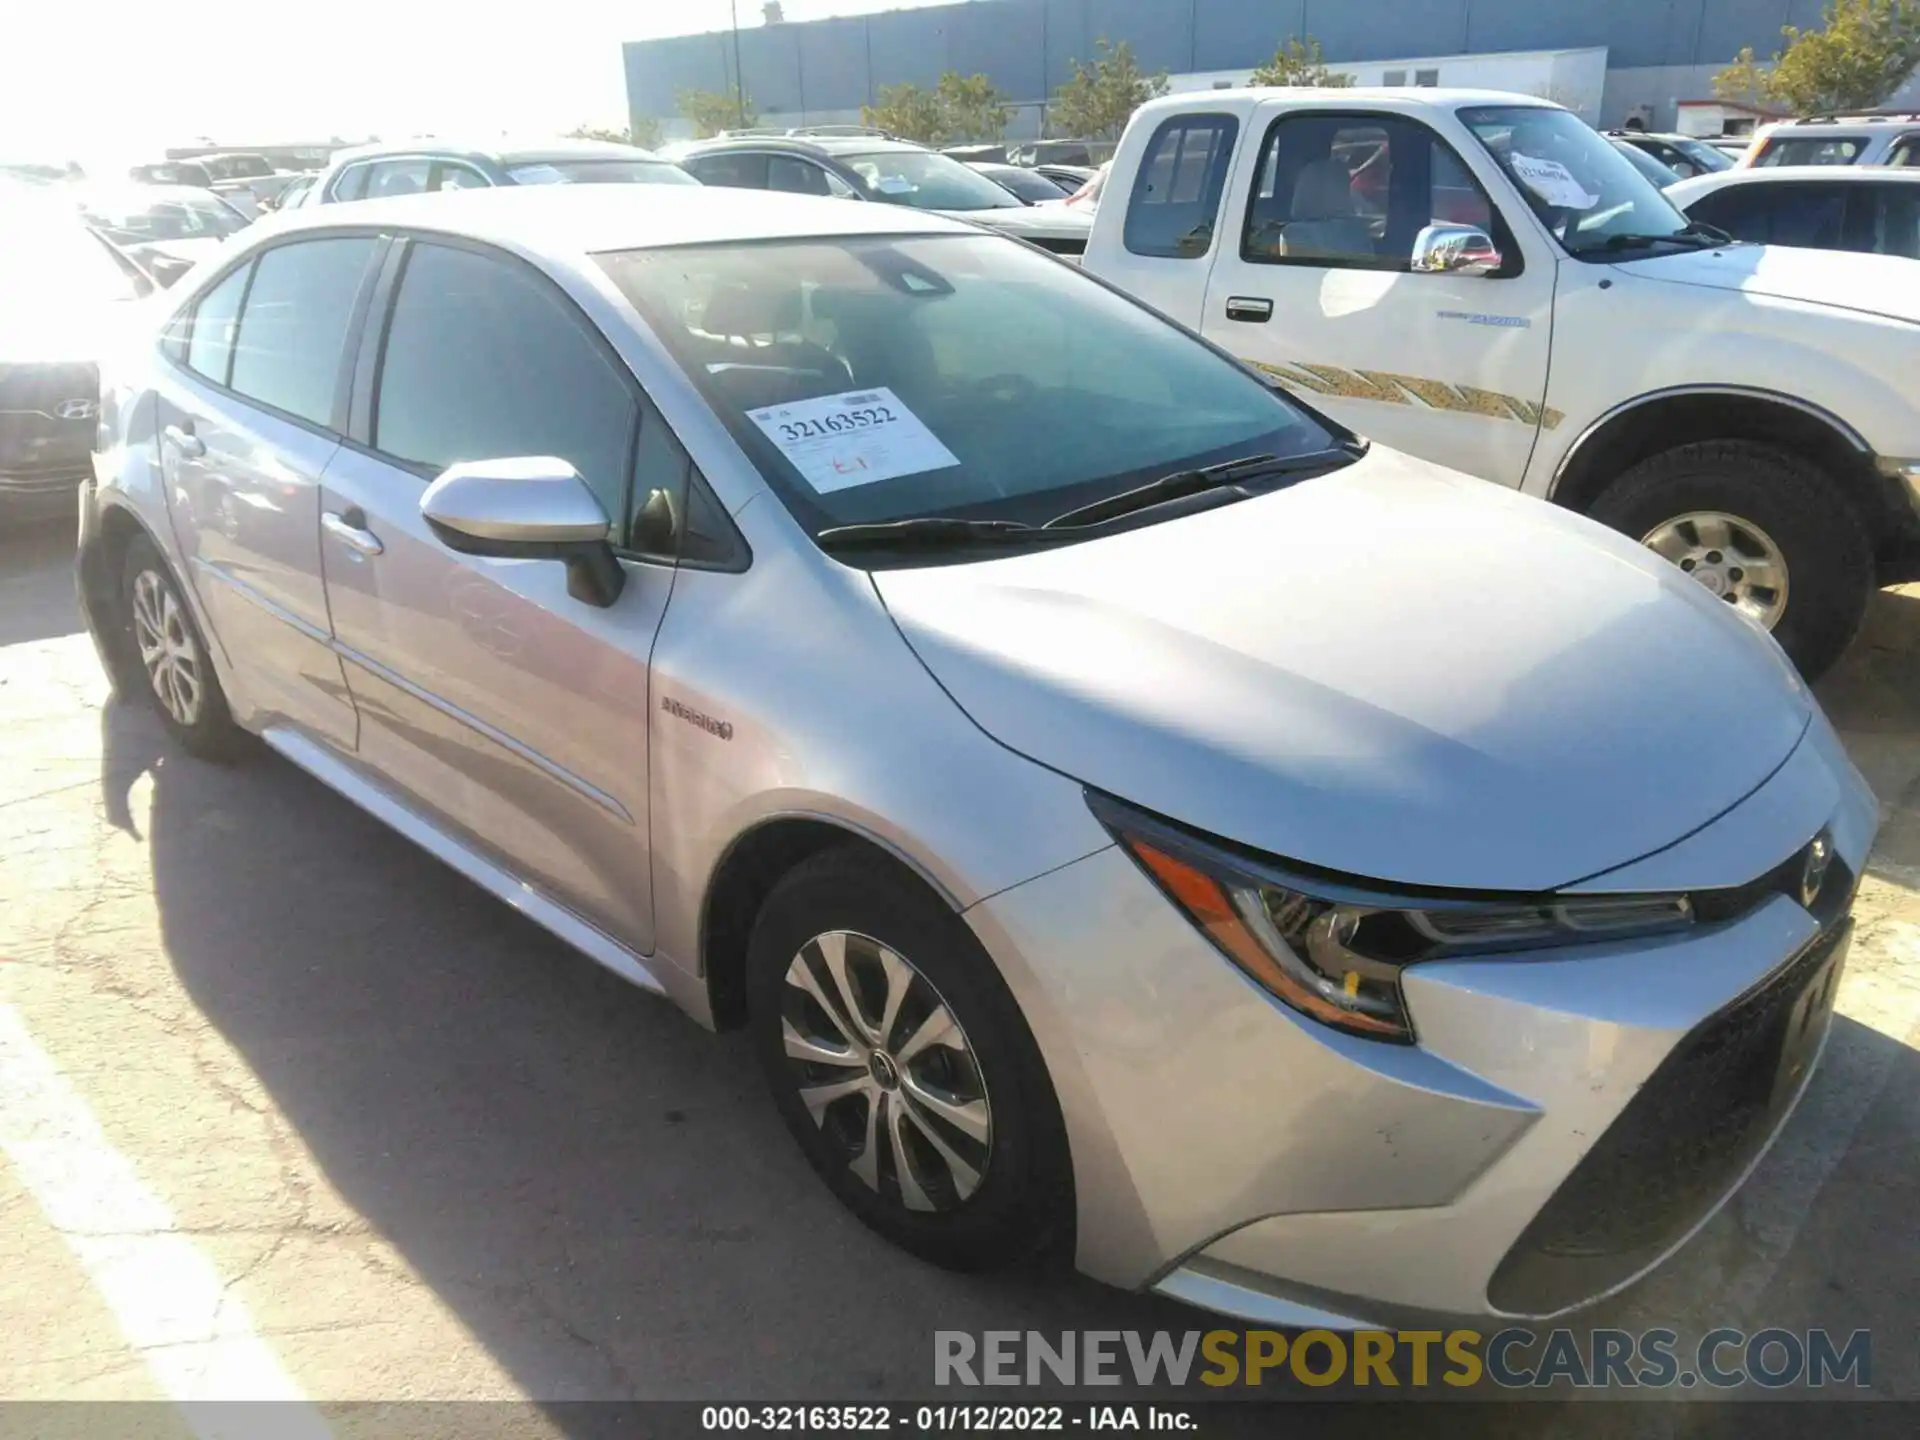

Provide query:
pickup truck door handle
left=1224, top=296, right=1274, bottom=323
left=163, top=423, right=205, bottom=459
left=322, top=508, right=384, bottom=557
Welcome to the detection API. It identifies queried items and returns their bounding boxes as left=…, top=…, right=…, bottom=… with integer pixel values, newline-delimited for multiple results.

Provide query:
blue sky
left=3, top=0, right=949, bottom=165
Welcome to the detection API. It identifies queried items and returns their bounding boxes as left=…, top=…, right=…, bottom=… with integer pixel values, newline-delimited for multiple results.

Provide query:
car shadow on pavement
left=97, top=695, right=1207, bottom=1411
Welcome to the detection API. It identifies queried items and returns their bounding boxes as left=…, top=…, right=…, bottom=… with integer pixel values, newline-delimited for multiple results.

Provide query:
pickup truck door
left=1200, top=103, right=1556, bottom=488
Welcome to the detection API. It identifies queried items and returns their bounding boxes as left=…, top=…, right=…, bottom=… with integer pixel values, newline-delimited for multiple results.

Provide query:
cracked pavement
left=2, top=519, right=1918, bottom=1417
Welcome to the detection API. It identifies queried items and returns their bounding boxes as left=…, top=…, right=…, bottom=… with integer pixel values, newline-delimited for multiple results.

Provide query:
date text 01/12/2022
left=699, top=1405, right=1197, bottom=1431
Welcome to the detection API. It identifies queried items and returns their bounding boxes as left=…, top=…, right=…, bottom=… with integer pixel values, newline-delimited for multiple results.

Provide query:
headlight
left=1092, top=795, right=1693, bottom=1044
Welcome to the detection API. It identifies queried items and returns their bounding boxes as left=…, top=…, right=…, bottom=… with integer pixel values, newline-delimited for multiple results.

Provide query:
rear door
left=1199, top=103, right=1555, bottom=487
left=317, top=237, right=676, bottom=951
left=158, top=235, right=384, bottom=749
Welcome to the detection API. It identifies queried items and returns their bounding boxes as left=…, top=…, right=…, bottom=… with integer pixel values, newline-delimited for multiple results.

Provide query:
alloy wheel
left=779, top=930, right=993, bottom=1212
left=130, top=568, right=204, bottom=727
left=1641, top=510, right=1790, bottom=629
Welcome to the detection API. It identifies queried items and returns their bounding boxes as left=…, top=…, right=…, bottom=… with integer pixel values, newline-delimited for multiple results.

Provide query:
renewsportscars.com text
left=934, top=1328, right=1872, bottom=1390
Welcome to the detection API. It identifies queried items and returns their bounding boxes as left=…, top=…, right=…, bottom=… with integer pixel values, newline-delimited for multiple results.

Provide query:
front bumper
left=964, top=713, right=1877, bottom=1326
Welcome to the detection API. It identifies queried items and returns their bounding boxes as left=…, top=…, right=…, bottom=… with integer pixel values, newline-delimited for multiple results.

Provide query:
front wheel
left=746, top=847, right=1071, bottom=1272
left=1588, top=440, right=1873, bottom=682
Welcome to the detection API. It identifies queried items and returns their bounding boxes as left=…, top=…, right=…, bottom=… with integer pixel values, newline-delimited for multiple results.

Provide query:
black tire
left=119, top=534, right=246, bottom=760
left=1587, top=440, right=1873, bottom=682
left=746, top=845, right=1072, bottom=1271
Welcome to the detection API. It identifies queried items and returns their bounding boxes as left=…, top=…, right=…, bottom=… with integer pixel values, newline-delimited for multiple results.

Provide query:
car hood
left=948, top=205, right=1093, bottom=240
left=873, top=450, right=1814, bottom=891
left=1619, top=242, right=1920, bottom=325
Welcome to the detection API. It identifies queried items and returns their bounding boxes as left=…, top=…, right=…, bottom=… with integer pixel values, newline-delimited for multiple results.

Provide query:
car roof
left=1133, top=86, right=1562, bottom=119
left=1665, top=164, right=1920, bottom=204
left=327, top=137, right=669, bottom=166
left=682, top=135, right=929, bottom=159
left=257, top=182, right=974, bottom=256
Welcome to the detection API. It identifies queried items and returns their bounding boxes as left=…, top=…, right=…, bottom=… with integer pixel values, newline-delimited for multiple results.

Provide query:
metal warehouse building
left=624, top=0, right=1857, bottom=138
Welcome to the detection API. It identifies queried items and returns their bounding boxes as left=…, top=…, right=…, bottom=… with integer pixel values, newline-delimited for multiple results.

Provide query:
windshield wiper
left=1588, top=222, right=1731, bottom=253
left=814, top=516, right=1072, bottom=552
left=1042, top=444, right=1366, bottom=531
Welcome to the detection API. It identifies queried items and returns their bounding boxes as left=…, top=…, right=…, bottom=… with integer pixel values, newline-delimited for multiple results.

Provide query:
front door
left=160, top=236, right=383, bottom=749
left=1201, top=104, right=1556, bottom=488
left=318, top=238, right=673, bottom=951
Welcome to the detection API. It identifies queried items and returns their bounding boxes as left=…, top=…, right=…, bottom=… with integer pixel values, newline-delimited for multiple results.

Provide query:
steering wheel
left=971, top=373, right=1039, bottom=407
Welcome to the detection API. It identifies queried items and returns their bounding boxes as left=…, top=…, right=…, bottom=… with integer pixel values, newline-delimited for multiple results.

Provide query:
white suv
left=1743, top=112, right=1920, bottom=168
left=1082, top=88, right=1920, bottom=678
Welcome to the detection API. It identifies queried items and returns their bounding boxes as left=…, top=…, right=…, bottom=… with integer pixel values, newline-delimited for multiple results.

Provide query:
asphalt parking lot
left=2, top=516, right=1918, bottom=1428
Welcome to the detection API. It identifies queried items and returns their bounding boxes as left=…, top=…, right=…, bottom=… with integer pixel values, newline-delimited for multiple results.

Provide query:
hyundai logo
left=53, top=398, right=98, bottom=421
left=1800, top=832, right=1833, bottom=910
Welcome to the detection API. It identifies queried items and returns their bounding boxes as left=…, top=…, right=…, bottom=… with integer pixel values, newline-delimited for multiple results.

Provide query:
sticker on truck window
left=1510, top=153, right=1598, bottom=210
left=745, top=387, right=960, bottom=493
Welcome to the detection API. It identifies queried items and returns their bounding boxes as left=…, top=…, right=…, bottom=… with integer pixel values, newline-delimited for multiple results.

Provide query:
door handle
left=163, top=423, right=205, bottom=458
left=1224, top=296, right=1274, bottom=323
left=322, top=509, right=384, bottom=557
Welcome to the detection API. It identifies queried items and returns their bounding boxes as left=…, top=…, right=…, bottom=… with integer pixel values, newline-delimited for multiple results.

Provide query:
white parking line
left=0, top=1001, right=332, bottom=1438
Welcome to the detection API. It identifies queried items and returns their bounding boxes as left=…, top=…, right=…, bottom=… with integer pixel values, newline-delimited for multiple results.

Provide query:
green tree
left=678, top=86, right=758, bottom=138
left=565, top=119, right=664, bottom=149
left=1048, top=39, right=1169, bottom=140
left=1249, top=36, right=1354, bottom=88
left=936, top=71, right=1013, bottom=141
left=1714, top=0, right=1920, bottom=113
left=862, top=82, right=947, bottom=144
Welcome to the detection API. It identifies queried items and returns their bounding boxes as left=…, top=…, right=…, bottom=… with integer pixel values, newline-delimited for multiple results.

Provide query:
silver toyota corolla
left=78, top=185, right=1875, bottom=1328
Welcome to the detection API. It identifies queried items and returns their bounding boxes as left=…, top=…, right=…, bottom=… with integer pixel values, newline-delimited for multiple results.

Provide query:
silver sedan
left=79, top=185, right=1874, bottom=1327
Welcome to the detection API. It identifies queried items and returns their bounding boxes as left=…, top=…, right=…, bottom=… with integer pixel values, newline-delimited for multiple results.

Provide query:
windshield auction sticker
left=1510, top=153, right=1599, bottom=209
left=745, top=387, right=960, bottom=494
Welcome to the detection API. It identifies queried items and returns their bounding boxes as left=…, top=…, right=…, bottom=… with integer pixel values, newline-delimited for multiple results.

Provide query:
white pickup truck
left=1082, top=88, right=1920, bottom=678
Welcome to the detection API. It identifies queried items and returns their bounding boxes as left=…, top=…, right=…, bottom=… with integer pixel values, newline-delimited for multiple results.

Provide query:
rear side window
left=1888, top=136, right=1920, bottom=167
left=1124, top=114, right=1238, bottom=259
left=185, top=265, right=249, bottom=384
left=365, top=160, right=430, bottom=198
left=330, top=164, right=372, bottom=202
left=372, top=242, right=639, bottom=529
left=1753, top=135, right=1864, bottom=166
left=228, top=238, right=379, bottom=426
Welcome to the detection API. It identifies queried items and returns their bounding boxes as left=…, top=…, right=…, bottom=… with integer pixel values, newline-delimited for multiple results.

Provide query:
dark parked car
left=307, top=138, right=698, bottom=205
left=1604, top=130, right=1735, bottom=179
left=75, top=185, right=252, bottom=287
left=966, top=161, right=1072, bottom=203
left=1, top=189, right=154, bottom=520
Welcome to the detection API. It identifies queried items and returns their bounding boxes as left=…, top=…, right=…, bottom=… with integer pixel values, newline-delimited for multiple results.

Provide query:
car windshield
left=837, top=151, right=1025, bottom=210
left=1670, top=137, right=1735, bottom=172
left=597, top=233, right=1333, bottom=542
left=506, top=159, right=698, bottom=186
left=79, top=191, right=249, bottom=243
left=1462, top=106, right=1692, bottom=254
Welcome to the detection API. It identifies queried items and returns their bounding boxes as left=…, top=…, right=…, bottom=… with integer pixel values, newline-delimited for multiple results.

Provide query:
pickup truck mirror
left=1411, top=224, right=1503, bottom=278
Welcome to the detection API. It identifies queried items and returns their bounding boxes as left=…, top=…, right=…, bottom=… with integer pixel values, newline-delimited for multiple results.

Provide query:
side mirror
left=1411, top=223, right=1503, bottom=277
left=420, top=457, right=626, bottom=607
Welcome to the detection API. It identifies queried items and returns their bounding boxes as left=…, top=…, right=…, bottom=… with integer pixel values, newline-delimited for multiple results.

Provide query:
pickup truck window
left=1240, top=113, right=1497, bottom=271
left=599, top=233, right=1331, bottom=538
left=1461, top=106, right=1692, bottom=256
left=1124, top=114, right=1238, bottom=259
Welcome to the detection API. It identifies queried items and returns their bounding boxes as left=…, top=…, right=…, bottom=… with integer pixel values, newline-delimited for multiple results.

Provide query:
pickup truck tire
left=1588, top=441, right=1872, bottom=682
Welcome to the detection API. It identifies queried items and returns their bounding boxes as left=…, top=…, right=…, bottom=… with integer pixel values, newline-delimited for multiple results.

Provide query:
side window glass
left=769, top=157, right=831, bottom=196
left=1244, top=115, right=1398, bottom=267
left=629, top=409, right=690, bottom=560
left=1889, top=138, right=1920, bottom=168
left=185, top=264, right=250, bottom=385
left=373, top=243, right=638, bottom=533
left=1876, top=187, right=1920, bottom=258
left=228, top=238, right=378, bottom=426
left=1430, top=143, right=1493, bottom=232
left=367, top=160, right=430, bottom=198
left=686, top=153, right=770, bottom=189
left=432, top=163, right=488, bottom=192
left=1124, top=114, right=1239, bottom=258
left=331, top=165, right=371, bottom=202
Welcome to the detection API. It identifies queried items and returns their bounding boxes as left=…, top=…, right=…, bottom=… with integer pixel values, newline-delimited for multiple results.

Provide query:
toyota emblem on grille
left=1800, top=833, right=1833, bottom=909
left=54, top=399, right=98, bottom=421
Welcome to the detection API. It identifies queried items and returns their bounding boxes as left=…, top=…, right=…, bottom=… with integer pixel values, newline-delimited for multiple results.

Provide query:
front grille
left=0, top=462, right=90, bottom=495
left=0, top=362, right=99, bottom=472
left=1488, top=917, right=1851, bottom=1316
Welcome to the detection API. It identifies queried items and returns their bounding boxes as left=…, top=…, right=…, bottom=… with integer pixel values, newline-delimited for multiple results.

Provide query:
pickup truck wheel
left=1588, top=440, right=1872, bottom=681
